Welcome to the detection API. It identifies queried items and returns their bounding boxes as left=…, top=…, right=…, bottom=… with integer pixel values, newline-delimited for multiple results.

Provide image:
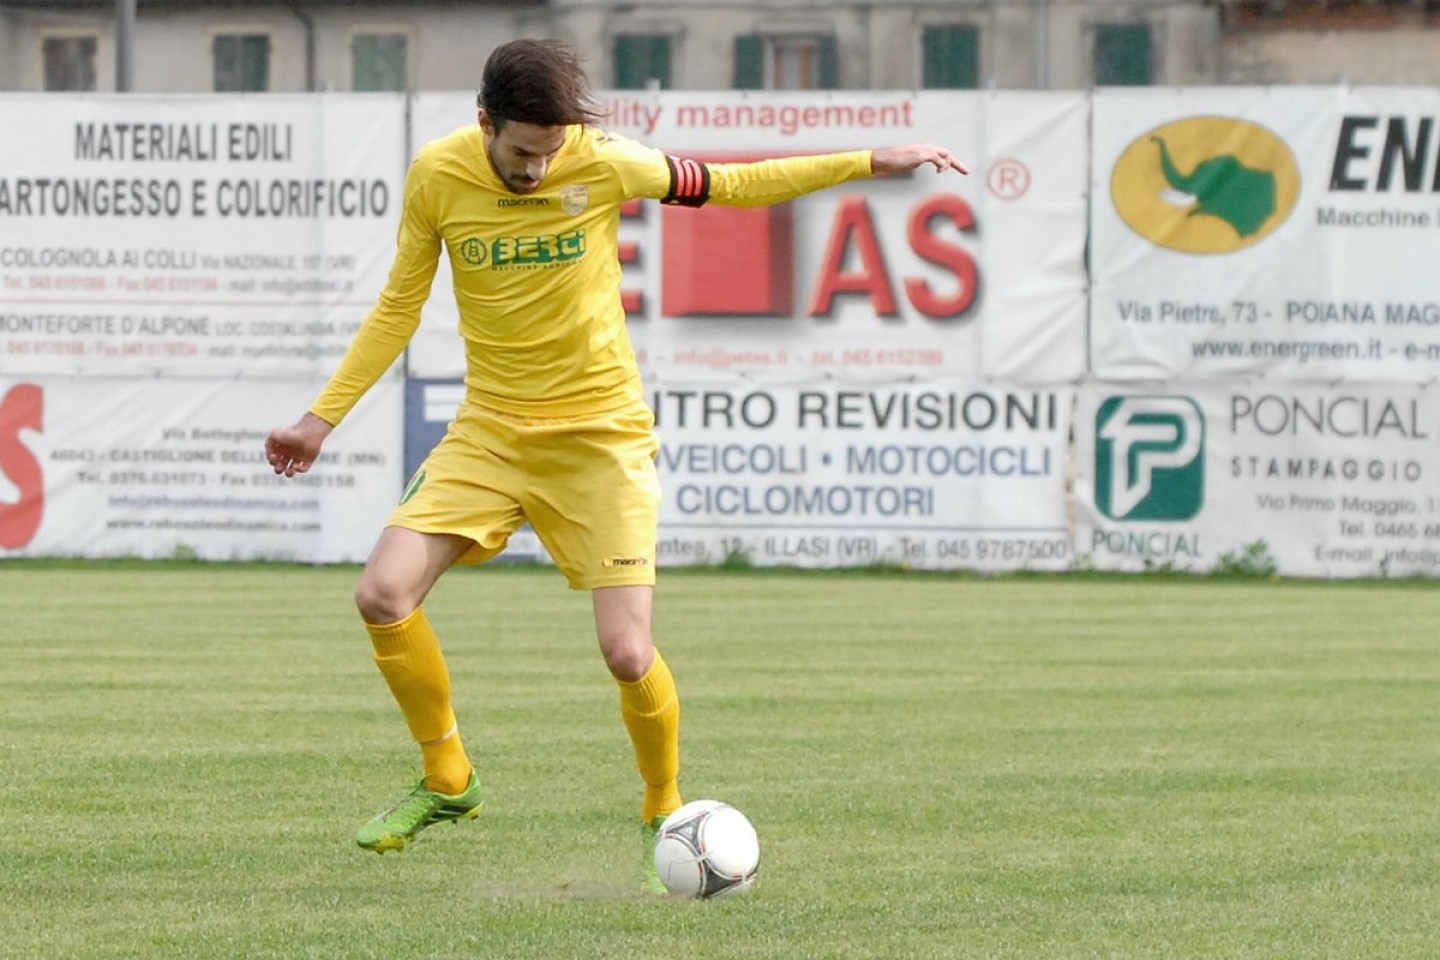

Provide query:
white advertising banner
left=651, top=381, right=1072, bottom=571
left=407, top=90, right=1088, bottom=385
left=0, top=377, right=402, bottom=562
left=1073, top=381, right=1440, bottom=578
left=0, top=94, right=405, bottom=378
left=405, top=377, right=1072, bottom=572
left=1092, top=87, right=1440, bottom=383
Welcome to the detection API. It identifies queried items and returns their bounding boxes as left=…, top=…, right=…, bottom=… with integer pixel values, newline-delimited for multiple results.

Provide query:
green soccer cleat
left=355, top=770, right=484, bottom=853
left=641, top=814, right=669, bottom=895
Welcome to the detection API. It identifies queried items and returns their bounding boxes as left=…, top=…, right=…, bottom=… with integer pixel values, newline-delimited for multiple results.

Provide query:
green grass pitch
left=3, top=562, right=1439, bottom=959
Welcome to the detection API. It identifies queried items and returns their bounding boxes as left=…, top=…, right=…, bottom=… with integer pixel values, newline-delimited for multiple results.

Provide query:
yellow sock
left=617, top=650, right=682, bottom=823
left=366, top=607, right=472, bottom=795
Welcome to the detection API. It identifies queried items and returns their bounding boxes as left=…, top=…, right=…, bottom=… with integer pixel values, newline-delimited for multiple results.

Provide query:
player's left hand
left=265, top=412, right=333, bottom=478
left=871, top=144, right=968, bottom=177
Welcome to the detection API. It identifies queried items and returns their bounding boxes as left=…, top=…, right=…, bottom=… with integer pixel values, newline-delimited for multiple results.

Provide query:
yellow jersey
left=311, top=123, right=873, bottom=422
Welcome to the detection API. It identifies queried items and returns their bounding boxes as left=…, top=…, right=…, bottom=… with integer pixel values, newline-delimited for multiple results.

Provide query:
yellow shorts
left=389, top=400, right=660, bottom=590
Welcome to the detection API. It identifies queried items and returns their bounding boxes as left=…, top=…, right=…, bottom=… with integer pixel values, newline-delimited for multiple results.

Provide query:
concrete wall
left=0, top=3, right=524, bottom=93
left=562, top=0, right=1223, bottom=90
left=1223, top=26, right=1440, bottom=85
left=0, top=1, right=1434, bottom=94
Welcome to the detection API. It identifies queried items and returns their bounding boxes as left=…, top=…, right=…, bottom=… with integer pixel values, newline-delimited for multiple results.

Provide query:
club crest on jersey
left=560, top=184, right=589, bottom=216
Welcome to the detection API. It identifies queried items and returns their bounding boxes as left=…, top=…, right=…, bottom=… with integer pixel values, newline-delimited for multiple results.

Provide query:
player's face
left=480, top=110, right=567, bottom=195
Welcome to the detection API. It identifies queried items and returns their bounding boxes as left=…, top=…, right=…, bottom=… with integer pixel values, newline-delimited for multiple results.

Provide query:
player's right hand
left=871, top=143, right=968, bottom=177
left=265, top=412, right=333, bottom=477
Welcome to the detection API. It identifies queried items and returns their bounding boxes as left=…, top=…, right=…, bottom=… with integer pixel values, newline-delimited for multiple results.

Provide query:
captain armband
left=662, top=156, right=711, bottom=207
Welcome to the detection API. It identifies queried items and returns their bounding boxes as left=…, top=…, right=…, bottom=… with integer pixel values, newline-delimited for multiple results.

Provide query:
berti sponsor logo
left=457, top=229, right=586, bottom=269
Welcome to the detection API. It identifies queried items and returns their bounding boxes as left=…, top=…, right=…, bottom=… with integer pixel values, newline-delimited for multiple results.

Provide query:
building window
left=43, top=36, right=97, bottom=91
left=922, top=25, right=979, bottom=89
left=1095, top=24, right=1152, bottom=86
left=614, top=34, right=671, bottom=90
left=734, top=35, right=838, bottom=90
left=214, top=34, right=270, bottom=92
left=352, top=34, right=408, bottom=91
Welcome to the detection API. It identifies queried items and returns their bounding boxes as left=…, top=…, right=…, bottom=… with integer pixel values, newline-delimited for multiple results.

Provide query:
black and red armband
left=662, top=155, right=711, bottom=207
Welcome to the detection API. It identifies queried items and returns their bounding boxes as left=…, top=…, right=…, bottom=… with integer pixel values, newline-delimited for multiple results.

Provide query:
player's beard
left=483, top=143, right=538, bottom=194
left=505, top=174, right=540, bottom=194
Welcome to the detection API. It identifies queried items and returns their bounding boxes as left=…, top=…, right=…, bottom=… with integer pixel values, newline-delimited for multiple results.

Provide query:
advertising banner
left=407, top=90, right=1088, bottom=386
left=1092, top=87, right=1440, bottom=383
left=0, top=377, right=402, bottom=563
left=651, top=381, right=1072, bottom=570
left=1073, top=381, right=1440, bottom=578
left=402, top=377, right=551, bottom=565
left=0, top=94, right=405, bottom=378
left=404, top=379, right=1072, bottom=572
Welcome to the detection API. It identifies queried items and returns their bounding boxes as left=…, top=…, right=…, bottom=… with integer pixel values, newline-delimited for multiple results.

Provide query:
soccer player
left=264, top=38, right=965, bottom=893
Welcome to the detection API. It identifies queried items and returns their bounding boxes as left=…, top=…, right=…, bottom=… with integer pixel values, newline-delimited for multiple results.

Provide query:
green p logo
left=1096, top=397, right=1205, bottom=520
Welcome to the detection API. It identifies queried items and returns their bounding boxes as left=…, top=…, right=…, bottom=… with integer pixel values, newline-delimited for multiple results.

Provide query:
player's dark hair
left=477, top=39, right=604, bottom=129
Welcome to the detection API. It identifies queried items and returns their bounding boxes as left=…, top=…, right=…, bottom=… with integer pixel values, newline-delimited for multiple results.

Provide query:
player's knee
left=354, top=574, right=416, bottom=625
left=600, top=634, right=655, bottom=683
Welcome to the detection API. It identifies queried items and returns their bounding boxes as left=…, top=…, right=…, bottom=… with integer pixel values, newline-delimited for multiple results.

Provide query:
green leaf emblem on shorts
left=399, top=469, right=426, bottom=505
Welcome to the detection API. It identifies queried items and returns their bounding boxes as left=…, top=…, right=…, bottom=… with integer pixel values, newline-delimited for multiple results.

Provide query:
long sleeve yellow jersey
left=310, top=123, right=873, bottom=423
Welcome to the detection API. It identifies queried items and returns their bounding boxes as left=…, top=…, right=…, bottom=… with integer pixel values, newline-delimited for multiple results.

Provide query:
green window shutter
left=239, top=35, right=269, bottom=91
left=43, top=36, right=97, bottom=91
left=734, top=35, right=763, bottom=90
left=922, top=25, right=979, bottom=89
left=817, top=35, right=839, bottom=89
left=352, top=34, right=407, bottom=92
left=615, top=34, right=671, bottom=90
left=214, top=36, right=238, bottom=91
left=215, top=34, right=269, bottom=92
left=1095, top=24, right=1152, bottom=86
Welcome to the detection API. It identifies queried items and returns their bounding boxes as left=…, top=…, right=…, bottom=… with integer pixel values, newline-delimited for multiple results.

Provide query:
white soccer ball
left=652, top=799, right=760, bottom=898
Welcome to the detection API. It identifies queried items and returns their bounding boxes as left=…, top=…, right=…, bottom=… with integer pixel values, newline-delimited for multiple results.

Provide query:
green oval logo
left=1111, top=116, right=1300, bottom=254
left=459, top=237, right=489, bottom=266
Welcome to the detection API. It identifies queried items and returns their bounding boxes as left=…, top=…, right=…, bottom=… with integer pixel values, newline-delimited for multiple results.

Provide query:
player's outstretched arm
left=265, top=412, right=333, bottom=477
left=649, top=141, right=967, bottom=209
left=870, top=144, right=968, bottom=177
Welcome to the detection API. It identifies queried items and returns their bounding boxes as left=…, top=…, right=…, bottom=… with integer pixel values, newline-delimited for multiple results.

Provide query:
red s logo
left=0, top=384, right=44, bottom=549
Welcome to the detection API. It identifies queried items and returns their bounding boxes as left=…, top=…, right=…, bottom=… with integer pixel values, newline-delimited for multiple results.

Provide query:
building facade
left=0, top=0, right=1436, bottom=94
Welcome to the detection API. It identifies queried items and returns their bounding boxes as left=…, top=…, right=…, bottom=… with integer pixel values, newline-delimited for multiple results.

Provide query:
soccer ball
left=652, top=799, right=760, bottom=898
